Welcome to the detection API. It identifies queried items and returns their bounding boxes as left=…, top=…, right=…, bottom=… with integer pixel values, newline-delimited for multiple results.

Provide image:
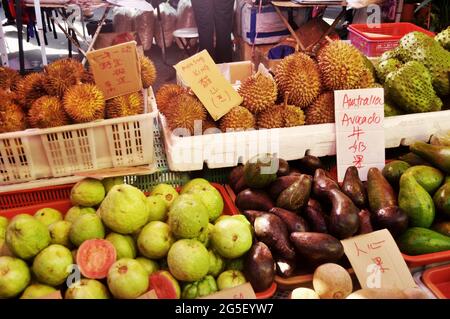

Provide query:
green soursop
left=384, top=99, right=404, bottom=117
left=385, top=61, right=443, bottom=114
left=435, top=27, right=450, bottom=51
left=375, top=58, right=402, bottom=83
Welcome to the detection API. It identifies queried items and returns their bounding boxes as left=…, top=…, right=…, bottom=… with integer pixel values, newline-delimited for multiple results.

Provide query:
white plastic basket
left=0, top=89, right=158, bottom=185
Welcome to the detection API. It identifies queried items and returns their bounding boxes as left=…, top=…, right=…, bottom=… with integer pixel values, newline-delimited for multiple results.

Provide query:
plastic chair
left=173, top=27, right=198, bottom=56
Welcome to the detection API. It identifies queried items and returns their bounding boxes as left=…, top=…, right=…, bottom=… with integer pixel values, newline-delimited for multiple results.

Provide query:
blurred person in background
left=2, top=0, right=15, bottom=26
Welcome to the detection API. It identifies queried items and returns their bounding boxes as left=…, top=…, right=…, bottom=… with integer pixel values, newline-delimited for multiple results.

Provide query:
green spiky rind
left=375, top=58, right=403, bottom=84
left=384, top=99, right=404, bottom=117
left=63, top=84, right=105, bottom=123
left=435, top=27, right=450, bottom=51
left=28, top=96, right=70, bottom=128
left=238, top=73, right=277, bottom=114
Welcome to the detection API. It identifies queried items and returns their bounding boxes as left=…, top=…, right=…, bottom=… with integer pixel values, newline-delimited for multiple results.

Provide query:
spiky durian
left=238, top=72, right=277, bottom=114
left=219, top=106, right=255, bottom=132
left=63, top=84, right=105, bottom=123
left=164, top=94, right=207, bottom=135
left=203, top=116, right=221, bottom=134
left=0, top=101, right=27, bottom=133
left=274, top=52, right=321, bottom=108
left=15, top=72, right=47, bottom=109
left=156, top=84, right=186, bottom=115
left=282, top=104, right=305, bottom=127
left=0, top=66, right=21, bottom=91
left=355, top=67, right=376, bottom=89
left=305, top=92, right=335, bottom=125
left=317, top=41, right=367, bottom=90
left=105, top=91, right=144, bottom=119
left=81, top=70, right=95, bottom=84
left=140, top=56, right=157, bottom=89
left=44, top=58, right=84, bottom=97
left=257, top=104, right=285, bottom=129
left=28, top=96, right=70, bottom=128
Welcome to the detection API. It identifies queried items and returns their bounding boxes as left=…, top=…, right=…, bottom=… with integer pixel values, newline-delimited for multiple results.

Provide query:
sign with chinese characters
left=341, top=229, right=416, bottom=290
left=200, top=283, right=256, bottom=299
left=174, top=50, right=243, bottom=121
left=87, top=41, right=142, bottom=100
left=334, top=88, right=385, bottom=182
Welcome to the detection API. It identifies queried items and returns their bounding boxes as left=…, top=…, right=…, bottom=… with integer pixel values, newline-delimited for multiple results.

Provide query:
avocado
left=397, top=227, right=450, bottom=255
left=403, top=165, right=444, bottom=194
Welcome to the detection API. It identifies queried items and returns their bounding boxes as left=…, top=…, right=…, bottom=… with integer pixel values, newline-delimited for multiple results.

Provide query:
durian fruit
left=28, top=96, right=70, bottom=128
left=15, top=72, right=47, bottom=109
left=203, top=116, right=221, bottom=134
left=105, top=91, right=144, bottom=119
left=44, top=58, right=84, bottom=97
left=238, top=72, right=277, bottom=114
left=0, top=66, right=21, bottom=91
left=375, top=58, right=402, bottom=83
left=140, top=56, right=157, bottom=89
left=274, top=53, right=321, bottom=108
left=219, top=106, right=255, bottom=132
left=305, top=92, right=335, bottom=125
left=164, top=94, right=207, bottom=135
left=156, top=84, right=186, bottom=115
left=257, top=104, right=285, bottom=129
left=0, top=100, right=27, bottom=133
left=435, top=26, right=450, bottom=51
left=317, top=41, right=367, bottom=90
left=355, top=67, right=376, bottom=89
left=63, top=84, right=105, bottom=123
left=81, top=70, right=95, bottom=84
left=282, top=104, right=305, bottom=127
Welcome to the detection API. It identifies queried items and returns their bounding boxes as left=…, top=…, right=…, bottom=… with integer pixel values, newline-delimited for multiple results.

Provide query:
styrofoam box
left=160, top=109, right=450, bottom=171
left=0, top=89, right=158, bottom=185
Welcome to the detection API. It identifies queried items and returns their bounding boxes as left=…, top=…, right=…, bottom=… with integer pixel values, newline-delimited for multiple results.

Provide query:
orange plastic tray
left=422, top=264, right=450, bottom=299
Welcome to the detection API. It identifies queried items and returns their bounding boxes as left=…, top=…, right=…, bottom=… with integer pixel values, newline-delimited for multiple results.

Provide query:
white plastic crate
left=0, top=89, right=158, bottom=185
left=160, top=109, right=450, bottom=172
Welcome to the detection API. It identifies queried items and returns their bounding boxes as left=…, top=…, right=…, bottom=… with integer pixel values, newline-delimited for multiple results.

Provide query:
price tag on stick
left=334, top=88, right=385, bottom=182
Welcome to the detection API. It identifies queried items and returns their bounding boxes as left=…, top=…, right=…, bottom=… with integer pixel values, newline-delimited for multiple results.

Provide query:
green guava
left=137, top=221, right=174, bottom=259
left=168, top=194, right=209, bottom=239
left=32, top=244, right=73, bottom=286
left=180, top=178, right=214, bottom=194
left=208, top=249, right=225, bottom=277
left=226, top=258, right=244, bottom=271
left=20, top=284, right=56, bottom=299
left=106, top=233, right=136, bottom=259
left=64, top=206, right=96, bottom=223
left=167, top=239, right=209, bottom=282
left=107, top=258, right=149, bottom=299
left=69, top=213, right=105, bottom=247
left=147, top=195, right=168, bottom=222
left=34, top=208, right=63, bottom=227
left=98, top=184, right=150, bottom=234
left=151, top=183, right=179, bottom=208
left=192, top=189, right=224, bottom=222
left=196, top=223, right=214, bottom=247
left=136, top=257, right=159, bottom=275
left=48, top=221, right=72, bottom=247
left=70, top=178, right=105, bottom=206
left=6, top=214, right=51, bottom=259
left=0, top=216, right=7, bottom=249
left=182, top=275, right=218, bottom=299
left=65, top=279, right=110, bottom=299
left=102, top=176, right=124, bottom=194
left=0, top=256, right=30, bottom=298
left=217, top=270, right=247, bottom=290
left=211, top=217, right=252, bottom=259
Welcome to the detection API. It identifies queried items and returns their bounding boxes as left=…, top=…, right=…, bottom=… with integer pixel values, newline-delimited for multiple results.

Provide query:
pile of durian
left=156, top=40, right=379, bottom=135
left=0, top=56, right=157, bottom=134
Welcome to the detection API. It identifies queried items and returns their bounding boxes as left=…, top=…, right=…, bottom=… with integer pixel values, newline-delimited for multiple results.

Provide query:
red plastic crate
left=422, top=264, right=450, bottom=299
left=348, top=23, right=434, bottom=57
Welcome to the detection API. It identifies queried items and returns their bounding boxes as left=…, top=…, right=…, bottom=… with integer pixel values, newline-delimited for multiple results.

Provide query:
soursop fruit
left=375, top=58, right=402, bottom=83
left=384, top=99, right=404, bottom=117
left=435, top=27, right=450, bottom=51
left=385, top=61, right=443, bottom=114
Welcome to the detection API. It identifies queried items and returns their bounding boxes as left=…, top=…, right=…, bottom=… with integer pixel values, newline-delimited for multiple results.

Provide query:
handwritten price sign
left=334, top=88, right=385, bottom=182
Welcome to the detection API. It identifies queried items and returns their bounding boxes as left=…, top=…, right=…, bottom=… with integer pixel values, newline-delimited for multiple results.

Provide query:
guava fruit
left=6, top=214, right=51, bottom=259
left=34, top=208, right=63, bottom=227
left=208, top=249, right=225, bottom=277
left=147, top=195, right=168, bottom=222
left=136, top=257, right=159, bottom=275
left=76, top=239, right=117, bottom=279
left=168, top=194, right=209, bottom=239
left=48, top=221, right=72, bottom=247
left=32, top=244, right=73, bottom=286
left=0, top=216, right=7, bottom=248
left=211, top=217, right=252, bottom=259
left=181, top=180, right=223, bottom=222
left=196, top=223, right=214, bottom=247
left=167, top=239, right=209, bottom=282
left=64, top=206, right=96, bottom=223
left=107, top=258, right=149, bottom=299
left=98, top=184, right=150, bottom=234
left=181, top=178, right=214, bottom=193
left=70, top=178, right=105, bottom=206
left=106, top=233, right=136, bottom=259
left=102, top=176, right=124, bottom=194
left=69, top=213, right=105, bottom=247
left=159, top=258, right=169, bottom=271
left=149, top=270, right=181, bottom=299
left=0, top=256, right=30, bottom=298
left=182, top=275, right=218, bottom=299
left=137, top=221, right=174, bottom=259
left=20, top=284, right=57, bottom=299
left=217, top=270, right=247, bottom=290
left=226, top=258, right=244, bottom=271
left=65, top=279, right=110, bottom=299
left=151, top=183, right=179, bottom=208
